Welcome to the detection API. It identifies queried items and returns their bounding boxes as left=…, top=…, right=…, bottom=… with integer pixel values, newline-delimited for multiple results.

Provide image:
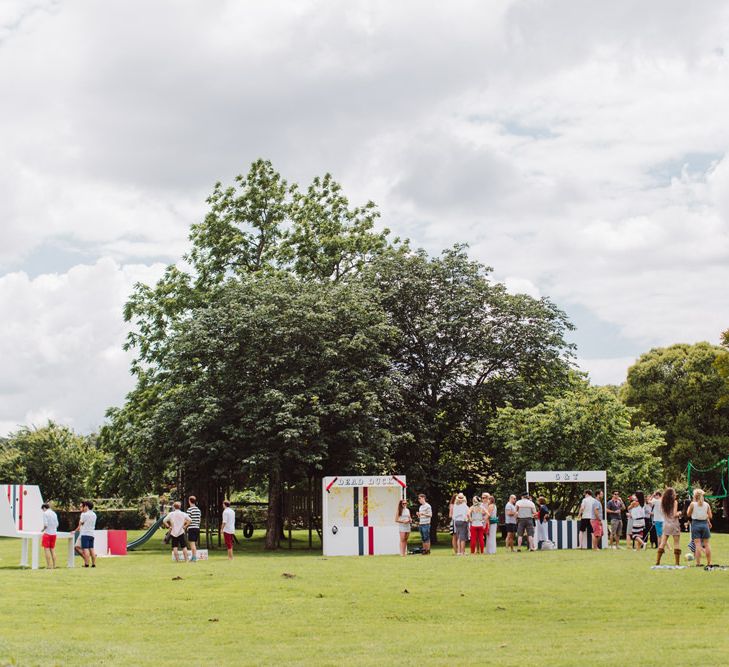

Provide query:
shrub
left=56, top=509, right=145, bottom=531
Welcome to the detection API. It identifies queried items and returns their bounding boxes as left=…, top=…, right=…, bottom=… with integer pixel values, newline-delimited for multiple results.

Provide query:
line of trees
left=4, top=161, right=729, bottom=547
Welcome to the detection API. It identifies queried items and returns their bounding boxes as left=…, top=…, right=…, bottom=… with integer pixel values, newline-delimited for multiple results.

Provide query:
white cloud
left=0, top=260, right=166, bottom=436
left=2, top=1, right=729, bottom=429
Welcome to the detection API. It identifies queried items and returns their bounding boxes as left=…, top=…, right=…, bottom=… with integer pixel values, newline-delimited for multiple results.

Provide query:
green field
left=2, top=531, right=729, bottom=666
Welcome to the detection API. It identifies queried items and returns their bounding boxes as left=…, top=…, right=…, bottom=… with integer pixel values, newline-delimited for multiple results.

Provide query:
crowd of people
left=394, top=487, right=717, bottom=565
left=37, top=496, right=237, bottom=568
left=36, top=486, right=716, bottom=566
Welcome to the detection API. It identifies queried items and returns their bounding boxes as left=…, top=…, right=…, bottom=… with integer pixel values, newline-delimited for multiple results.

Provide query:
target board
left=322, top=476, right=406, bottom=556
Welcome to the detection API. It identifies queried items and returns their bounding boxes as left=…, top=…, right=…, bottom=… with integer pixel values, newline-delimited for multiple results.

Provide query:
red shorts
left=42, top=534, right=57, bottom=549
left=224, top=532, right=234, bottom=549
left=590, top=520, right=603, bottom=537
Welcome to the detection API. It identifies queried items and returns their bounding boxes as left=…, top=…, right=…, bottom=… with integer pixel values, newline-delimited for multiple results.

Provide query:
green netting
left=687, top=458, right=729, bottom=500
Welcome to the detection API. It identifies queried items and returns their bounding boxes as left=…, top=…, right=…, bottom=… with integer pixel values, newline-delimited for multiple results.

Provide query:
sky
left=2, top=0, right=729, bottom=436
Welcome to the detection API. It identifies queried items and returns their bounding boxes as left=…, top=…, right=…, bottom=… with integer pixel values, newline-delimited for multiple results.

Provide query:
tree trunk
left=265, top=466, right=283, bottom=550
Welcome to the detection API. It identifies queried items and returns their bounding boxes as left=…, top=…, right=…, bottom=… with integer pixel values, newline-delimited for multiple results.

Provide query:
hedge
left=57, top=509, right=146, bottom=532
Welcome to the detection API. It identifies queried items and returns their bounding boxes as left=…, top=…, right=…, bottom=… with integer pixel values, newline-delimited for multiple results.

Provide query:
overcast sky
left=2, top=0, right=729, bottom=436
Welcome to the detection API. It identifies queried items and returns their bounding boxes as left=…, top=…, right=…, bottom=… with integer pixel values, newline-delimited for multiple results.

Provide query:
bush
left=96, top=509, right=146, bottom=530
left=56, top=509, right=145, bottom=532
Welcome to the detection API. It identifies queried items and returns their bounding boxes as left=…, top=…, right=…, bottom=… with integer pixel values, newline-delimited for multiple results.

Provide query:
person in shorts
left=515, top=493, right=536, bottom=551
left=577, top=490, right=596, bottom=549
left=656, top=487, right=682, bottom=565
left=687, top=488, right=712, bottom=567
left=395, top=499, right=411, bottom=556
left=591, top=490, right=604, bottom=549
left=76, top=501, right=97, bottom=568
left=416, top=493, right=432, bottom=555
left=451, top=493, right=469, bottom=555
left=186, top=496, right=202, bottom=561
left=164, top=501, right=191, bottom=562
left=41, top=503, right=59, bottom=569
left=221, top=500, right=236, bottom=560
left=504, top=495, right=517, bottom=552
left=606, top=491, right=625, bottom=549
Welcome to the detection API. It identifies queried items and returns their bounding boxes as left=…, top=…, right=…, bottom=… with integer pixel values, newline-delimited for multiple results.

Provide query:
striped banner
left=352, top=487, right=376, bottom=555
left=545, top=519, right=605, bottom=549
left=6, top=484, right=25, bottom=530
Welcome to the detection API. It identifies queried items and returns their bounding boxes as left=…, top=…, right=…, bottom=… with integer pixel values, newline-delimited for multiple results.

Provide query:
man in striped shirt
left=186, top=496, right=202, bottom=562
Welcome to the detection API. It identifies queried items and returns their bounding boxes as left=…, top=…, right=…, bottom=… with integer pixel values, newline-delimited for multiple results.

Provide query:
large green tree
left=621, top=342, right=729, bottom=477
left=106, top=276, right=398, bottom=548
left=489, top=385, right=665, bottom=516
left=366, top=246, right=575, bottom=531
left=111, top=162, right=402, bottom=547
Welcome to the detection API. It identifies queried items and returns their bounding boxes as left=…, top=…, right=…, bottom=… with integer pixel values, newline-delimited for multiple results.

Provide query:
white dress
left=486, top=505, right=497, bottom=554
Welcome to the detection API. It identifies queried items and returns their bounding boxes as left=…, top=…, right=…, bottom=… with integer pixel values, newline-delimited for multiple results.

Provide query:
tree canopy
left=0, top=422, right=100, bottom=506
left=489, top=384, right=665, bottom=516
left=621, top=342, right=729, bottom=477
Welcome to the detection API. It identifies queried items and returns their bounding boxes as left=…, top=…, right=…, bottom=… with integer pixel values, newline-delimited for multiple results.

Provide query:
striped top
left=187, top=505, right=202, bottom=528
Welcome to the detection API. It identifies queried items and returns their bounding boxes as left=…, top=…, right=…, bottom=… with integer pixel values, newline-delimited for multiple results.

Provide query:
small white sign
left=525, top=470, right=607, bottom=483
left=324, top=475, right=406, bottom=488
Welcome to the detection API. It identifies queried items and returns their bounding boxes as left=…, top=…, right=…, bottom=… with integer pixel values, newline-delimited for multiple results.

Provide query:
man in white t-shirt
left=221, top=500, right=236, bottom=560
left=164, top=501, right=191, bottom=562
left=76, top=500, right=97, bottom=568
left=577, top=490, right=598, bottom=549
left=515, top=493, right=537, bottom=551
left=41, top=503, right=59, bottom=569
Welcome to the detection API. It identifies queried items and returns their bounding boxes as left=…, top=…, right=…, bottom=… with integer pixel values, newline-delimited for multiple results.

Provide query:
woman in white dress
left=486, top=494, right=498, bottom=554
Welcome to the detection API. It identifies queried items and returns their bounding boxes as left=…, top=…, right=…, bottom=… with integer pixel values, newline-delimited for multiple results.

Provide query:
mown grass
left=2, top=530, right=729, bottom=666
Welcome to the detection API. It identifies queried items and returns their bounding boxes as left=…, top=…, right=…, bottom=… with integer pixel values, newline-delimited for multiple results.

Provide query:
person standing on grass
left=186, top=496, right=202, bottom=562
left=449, top=493, right=458, bottom=554
left=468, top=496, right=486, bottom=554
left=687, top=489, right=712, bottom=567
left=452, top=493, right=469, bottom=555
left=606, top=491, right=625, bottom=549
left=395, top=499, right=411, bottom=556
left=515, top=493, right=537, bottom=552
left=41, top=503, right=59, bottom=569
left=221, top=500, right=236, bottom=560
left=416, top=493, right=432, bottom=555
left=591, top=490, right=604, bottom=550
left=656, top=487, right=682, bottom=565
left=537, top=497, right=550, bottom=549
left=485, top=495, right=498, bottom=554
left=164, top=501, right=191, bottom=563
left=642, top=494, right=654, bottom=548
left=628, top=492, right=646, bottom=550
left=649, top=491, right=663, bottom=549
left=577, top=490, right=596, bottom=549
left=76, top=501, right=97, bottom=568
left=504, top=494, right=517, bottom=552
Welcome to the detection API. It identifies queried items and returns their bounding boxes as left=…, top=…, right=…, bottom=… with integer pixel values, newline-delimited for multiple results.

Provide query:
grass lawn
left=2, top=530, right=729, bottom=666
